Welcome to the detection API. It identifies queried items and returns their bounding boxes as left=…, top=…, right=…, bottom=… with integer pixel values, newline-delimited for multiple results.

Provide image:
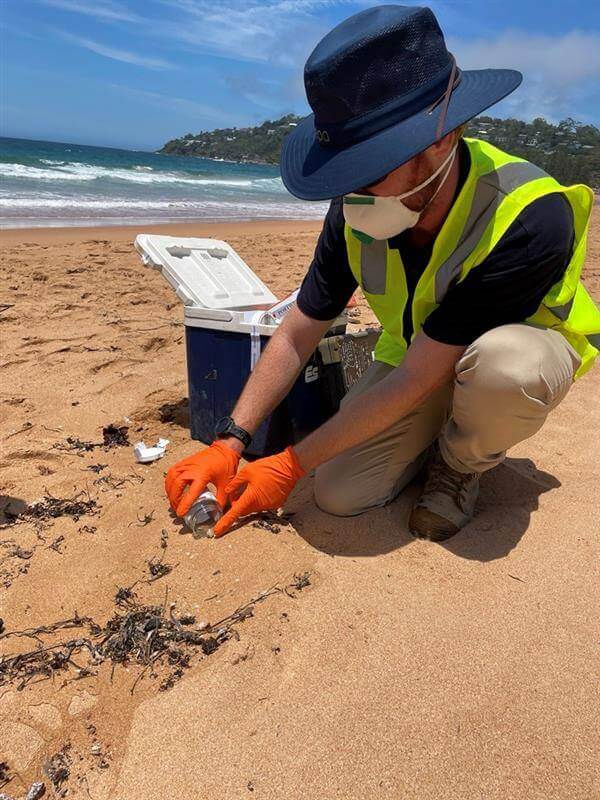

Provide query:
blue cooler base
left=185, top=326, right=344, bottom=457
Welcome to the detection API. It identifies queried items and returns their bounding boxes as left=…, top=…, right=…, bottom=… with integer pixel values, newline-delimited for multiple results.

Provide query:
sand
left=1, top=216, right=599, bottom=799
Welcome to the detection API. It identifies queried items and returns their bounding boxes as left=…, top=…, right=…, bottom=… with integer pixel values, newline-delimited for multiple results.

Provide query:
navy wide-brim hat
left=280, top=5, right=522, bottom=200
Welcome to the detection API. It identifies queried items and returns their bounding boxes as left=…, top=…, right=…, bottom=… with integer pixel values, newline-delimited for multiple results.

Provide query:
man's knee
left=313, top=463, right=365, bottom=516
left=455, top=324, right=577, bottom=406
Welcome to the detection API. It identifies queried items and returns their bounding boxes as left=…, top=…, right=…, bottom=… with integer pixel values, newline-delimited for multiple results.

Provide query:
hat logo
left=316, top=129, right=330, bottom=143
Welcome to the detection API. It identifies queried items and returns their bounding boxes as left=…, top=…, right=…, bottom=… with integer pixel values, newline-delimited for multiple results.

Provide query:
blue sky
left=1, top=0, right=599, bottom=151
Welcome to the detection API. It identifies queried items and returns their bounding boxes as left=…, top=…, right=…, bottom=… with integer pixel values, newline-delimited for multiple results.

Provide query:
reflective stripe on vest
left=344, top=138, right=600, bottom=378
left=433, top=160, right=547, bottom=303
left=360, top=238, right=388, bottom=294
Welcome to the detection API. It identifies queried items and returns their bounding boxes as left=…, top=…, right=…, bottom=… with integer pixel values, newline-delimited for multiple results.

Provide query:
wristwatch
left=214, top=416, right=252, bottom=449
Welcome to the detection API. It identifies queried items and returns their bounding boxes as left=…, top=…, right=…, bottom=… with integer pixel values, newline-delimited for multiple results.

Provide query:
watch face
left=215, top=417, right=231, bottom=436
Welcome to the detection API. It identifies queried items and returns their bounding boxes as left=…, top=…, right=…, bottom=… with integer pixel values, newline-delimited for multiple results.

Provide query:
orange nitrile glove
left=212, top=446, right=306, bottom=537
left=165, top=440, right=241, bottom=518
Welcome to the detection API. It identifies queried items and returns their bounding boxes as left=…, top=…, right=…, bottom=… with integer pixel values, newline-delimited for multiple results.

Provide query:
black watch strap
left=214, top=416, right=252, bottom=449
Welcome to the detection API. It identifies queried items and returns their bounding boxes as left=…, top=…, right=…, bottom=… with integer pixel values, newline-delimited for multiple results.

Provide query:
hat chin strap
left=427, top=53, right=461, bottom=141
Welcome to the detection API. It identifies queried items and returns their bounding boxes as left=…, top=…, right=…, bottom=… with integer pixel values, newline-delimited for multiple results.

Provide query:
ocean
left=0, top=137, right=329, bottom=229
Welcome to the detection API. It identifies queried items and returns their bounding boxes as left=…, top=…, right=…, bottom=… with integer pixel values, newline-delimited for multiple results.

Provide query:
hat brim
left=280, top=68, right=522, bottom=201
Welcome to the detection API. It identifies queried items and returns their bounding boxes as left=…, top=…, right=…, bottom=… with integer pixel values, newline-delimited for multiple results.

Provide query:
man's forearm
left=226, top=306, right=331, bottom=452
left=231, top=335, right=306, bottom=432
left=294, top=333, right=465, bottom=471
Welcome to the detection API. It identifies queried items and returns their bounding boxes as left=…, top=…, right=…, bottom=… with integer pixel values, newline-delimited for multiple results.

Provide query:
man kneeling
left=165, top=6, right=599, bottom=540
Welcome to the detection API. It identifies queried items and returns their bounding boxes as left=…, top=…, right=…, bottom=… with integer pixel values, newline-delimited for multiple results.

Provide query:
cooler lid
left=135, top=234, right=278, bottom=310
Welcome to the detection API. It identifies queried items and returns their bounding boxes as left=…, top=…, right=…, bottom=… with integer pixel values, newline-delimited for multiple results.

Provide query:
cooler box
left=135, top=234, right=353, bottom=457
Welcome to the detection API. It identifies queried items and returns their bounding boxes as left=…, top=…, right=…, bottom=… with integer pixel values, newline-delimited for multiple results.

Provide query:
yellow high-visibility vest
left=344, top=138, right=599, bottom=378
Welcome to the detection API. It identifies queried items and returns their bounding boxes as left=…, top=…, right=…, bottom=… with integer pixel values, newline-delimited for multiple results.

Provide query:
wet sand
left=1, top=214, right=599, bottom=799
left=0, top=218, right=324, bottom=245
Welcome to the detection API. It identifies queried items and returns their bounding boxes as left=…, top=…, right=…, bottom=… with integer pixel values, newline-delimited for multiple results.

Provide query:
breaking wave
left=0, top=136, right=324, bottom=227
left=0, top=160, right=287, bottom=190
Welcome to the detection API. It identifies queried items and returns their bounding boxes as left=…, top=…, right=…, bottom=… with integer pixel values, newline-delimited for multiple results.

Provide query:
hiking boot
left=409, top=445, right=480, bottom=541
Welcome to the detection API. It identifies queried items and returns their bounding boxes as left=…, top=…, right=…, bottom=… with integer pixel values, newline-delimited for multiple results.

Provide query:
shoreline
left=0, top=217, right=324, bottom=245
left=156, top=150, right=277, bottom=166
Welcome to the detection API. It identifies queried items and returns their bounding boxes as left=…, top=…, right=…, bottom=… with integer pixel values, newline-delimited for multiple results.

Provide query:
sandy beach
left=1, top=215, right=599, bottom=799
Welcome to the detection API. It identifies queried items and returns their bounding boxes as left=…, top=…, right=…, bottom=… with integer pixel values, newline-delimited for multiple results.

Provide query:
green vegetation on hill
left=160, top=114, right=301, bottom=165
left=466, top=116, right=599, bottom=189
left=160, top=114, right=600, bottom=189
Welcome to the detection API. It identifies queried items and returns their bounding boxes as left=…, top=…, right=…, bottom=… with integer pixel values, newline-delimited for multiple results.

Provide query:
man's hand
left=165, top=441, right=241, bottom=517
left=213, top=446, right=306, bottom=537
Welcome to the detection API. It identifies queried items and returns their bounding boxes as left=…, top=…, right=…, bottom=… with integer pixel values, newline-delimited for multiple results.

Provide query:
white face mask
left=342, top=143, right=458, bottom=240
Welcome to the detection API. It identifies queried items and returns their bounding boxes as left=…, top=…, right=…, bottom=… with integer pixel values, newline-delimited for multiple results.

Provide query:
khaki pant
left=314, top=324, right=581, bottom=516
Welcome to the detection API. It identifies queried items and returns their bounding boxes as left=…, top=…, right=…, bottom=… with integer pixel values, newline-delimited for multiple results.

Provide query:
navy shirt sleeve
left=296, top=197, right=357, bottom=321
left=423, top=192, right=574, bottom=345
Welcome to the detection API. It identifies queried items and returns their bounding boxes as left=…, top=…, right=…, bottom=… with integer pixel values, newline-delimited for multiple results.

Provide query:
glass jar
left=183, top=491, right=222, bottom=538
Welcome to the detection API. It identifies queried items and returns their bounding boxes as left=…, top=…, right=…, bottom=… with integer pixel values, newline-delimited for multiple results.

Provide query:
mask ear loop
left=422, top=142, right=458, bottom=210
left=428, top=54, right=461, bottom=141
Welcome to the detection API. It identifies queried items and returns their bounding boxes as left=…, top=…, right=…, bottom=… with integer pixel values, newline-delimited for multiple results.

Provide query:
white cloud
left=151, top=0, right=344, bottom=66
left=450, top=31, right=600, bottom=122
left=107, top=83, right=242, bottom=125
left=139, top=6, right=600, bottom=125
left=452, top=31, right=600, bottom=83
left=55, top=30, right=175, bottom=70
left=38, top=0, right=141, bottom=22
left=37, top=2, right=600, bottom=124
left=224, top=73, right=285, bottom=109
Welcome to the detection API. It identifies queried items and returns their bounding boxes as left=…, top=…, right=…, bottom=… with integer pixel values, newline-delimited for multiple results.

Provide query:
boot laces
left=424, top=453, right=476, bottom=513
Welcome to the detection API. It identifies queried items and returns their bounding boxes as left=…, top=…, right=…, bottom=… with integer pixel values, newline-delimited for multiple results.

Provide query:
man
left=166, top=5, right=599, bottom=540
